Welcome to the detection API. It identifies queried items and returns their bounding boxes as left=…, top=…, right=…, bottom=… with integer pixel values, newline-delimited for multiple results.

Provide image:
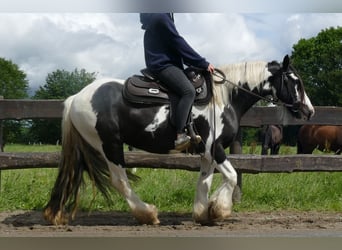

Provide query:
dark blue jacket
left=140, top=13, right=209, bottom=73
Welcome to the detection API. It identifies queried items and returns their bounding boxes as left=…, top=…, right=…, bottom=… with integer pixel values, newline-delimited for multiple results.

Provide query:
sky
left=0, top=13, right=341, bottom=95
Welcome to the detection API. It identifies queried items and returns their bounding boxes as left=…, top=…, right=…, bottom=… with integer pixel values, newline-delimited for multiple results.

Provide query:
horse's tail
left=44, top=96, right=114, bottom=225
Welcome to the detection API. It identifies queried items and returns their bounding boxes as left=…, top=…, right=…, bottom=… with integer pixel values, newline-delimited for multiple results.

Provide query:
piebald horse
left=44, top=55, right=314, bottom=225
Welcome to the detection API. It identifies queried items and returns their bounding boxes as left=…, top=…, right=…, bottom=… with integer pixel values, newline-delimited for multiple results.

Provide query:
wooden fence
left=1, top=99, right=342, bottom=195
left=2, top=151, right=342, bottom=172
left=1, top=99, right=342, bottom=125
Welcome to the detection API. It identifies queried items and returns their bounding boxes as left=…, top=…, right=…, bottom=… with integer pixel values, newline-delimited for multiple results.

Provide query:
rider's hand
left=207, top=63, right=215, bottom=74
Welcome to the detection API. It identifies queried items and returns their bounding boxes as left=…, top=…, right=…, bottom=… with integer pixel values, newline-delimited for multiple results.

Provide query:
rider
left=140, top=13, right=215, bottom=150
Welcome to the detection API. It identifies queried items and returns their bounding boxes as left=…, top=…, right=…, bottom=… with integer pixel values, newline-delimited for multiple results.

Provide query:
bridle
left=196, top=66, right=302, bottom=162
left=212, top=68, right=300, bottom=110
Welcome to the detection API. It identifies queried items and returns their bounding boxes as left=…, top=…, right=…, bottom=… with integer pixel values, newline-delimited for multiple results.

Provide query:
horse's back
left=314, top=126, right=335, bottom=140
left=298, top=125, right=342, bottom=153
left=66, top=78, right=125, bottom=149
left=69, top=79, right=122, bottom=118
left=314, top=126, right=342, bottom=152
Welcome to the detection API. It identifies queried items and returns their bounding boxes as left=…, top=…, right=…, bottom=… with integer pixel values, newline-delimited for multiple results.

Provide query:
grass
left=0, top=144, right=341, bottom=213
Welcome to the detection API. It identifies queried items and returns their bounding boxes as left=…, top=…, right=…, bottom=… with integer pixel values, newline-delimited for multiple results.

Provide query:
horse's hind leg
left=104, top=144, right=160, bottom=225
left=108, top=162, right=159, bottom=224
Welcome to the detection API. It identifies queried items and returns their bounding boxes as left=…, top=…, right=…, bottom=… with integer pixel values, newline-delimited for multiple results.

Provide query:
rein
left=212, top=68, right=295, bottom=108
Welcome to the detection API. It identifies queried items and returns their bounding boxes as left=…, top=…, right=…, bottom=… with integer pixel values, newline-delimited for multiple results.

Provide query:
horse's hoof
left=43, top=207, right=68, bottom=225
left=135, top=215, right=160, bottom=225
left=133, top=205, right=160, bottom=225
left=192, top=207, right=209, bottom=225
left=208, top=201, right=232, bottom=222
left=193, top=214, right=217, bottom=226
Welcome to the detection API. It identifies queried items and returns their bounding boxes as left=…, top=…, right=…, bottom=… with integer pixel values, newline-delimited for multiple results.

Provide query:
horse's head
left=268, top=55, right=315, bottom=120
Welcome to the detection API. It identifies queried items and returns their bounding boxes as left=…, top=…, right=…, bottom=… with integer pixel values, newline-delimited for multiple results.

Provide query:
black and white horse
left=44, top=55, right=314, bottom=225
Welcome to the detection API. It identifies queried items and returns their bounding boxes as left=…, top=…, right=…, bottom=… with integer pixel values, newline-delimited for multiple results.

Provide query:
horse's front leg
left=208, top=158, right=237, bottom=221
left=192, top=156, right=215, bottom=224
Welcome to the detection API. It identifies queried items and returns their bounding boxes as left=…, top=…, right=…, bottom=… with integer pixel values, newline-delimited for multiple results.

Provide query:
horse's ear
left=282, top=55, right=290, bottom=71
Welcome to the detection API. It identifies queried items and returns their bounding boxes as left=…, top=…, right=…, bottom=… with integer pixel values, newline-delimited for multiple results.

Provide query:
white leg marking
left=107, top=162, right=159, bottom=225
left=208, top=159, right=237, bottom=221
left=193, top=157, right=215, bottom=223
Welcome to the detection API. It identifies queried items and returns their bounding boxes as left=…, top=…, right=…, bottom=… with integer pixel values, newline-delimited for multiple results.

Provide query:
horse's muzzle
left=299, top=102, right=315, bottom=121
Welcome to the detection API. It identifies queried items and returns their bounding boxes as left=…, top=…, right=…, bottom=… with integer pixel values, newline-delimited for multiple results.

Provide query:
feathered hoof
left=43, top=207, right=68, bottom=225
left=193, top=208, right=215, bottom=226
left=208, top=201, right=232, bottom=222
left=132, top=205, right=160, bottom=225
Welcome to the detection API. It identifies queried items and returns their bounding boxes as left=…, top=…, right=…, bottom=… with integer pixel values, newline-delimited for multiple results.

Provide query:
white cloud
left=0, top=13, right=341, bottom=95
left=176, top=13, right=265, bottom=64
left=0, top=13, right=145, bottom=93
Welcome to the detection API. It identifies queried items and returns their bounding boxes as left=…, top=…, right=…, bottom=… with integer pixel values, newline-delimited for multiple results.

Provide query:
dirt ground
left=0, top=210, right=341, bottom=237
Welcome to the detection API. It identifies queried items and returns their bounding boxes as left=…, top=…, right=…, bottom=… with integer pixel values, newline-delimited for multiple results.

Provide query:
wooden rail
left=1, top=151, right=342, bottom=173
left=1, top=100, right=342, bottom=174
left=1, top=99, right=342, bottom=201
left=1, top=99, right=342, bottom=126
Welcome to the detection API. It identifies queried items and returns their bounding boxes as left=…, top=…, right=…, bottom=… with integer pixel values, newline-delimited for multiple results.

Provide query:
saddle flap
left=127, top=76, right=168, bottom=97
left=123, top=69, right=213, bottom=106
left=130, top=75, right=160, bottom=90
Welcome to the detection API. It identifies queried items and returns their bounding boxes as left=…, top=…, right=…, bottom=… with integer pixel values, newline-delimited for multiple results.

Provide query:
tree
left=0, top=58, right=29, bottom=148
left=291, top=27, right=342, bottom=106
left=0, top=58, right=29, bottom=98
left=29, top=68, right=97, bottom=144
left=280, top=27, right=342, bottom=146
left=34, top=68, right=97, bottom=99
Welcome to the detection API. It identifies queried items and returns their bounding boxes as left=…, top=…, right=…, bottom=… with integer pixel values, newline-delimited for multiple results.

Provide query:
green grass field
left=0, top=144, right=341, bottom=213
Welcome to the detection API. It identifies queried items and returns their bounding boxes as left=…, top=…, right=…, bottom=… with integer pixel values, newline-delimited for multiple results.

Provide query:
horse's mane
left=213, top=61, right=270, bottom=106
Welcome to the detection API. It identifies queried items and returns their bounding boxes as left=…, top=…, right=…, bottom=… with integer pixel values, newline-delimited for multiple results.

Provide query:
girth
left=123, top=68, right=212, bottom=105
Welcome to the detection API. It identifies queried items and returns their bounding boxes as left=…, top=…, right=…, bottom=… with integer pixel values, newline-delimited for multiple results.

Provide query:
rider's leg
left=156, top=66, right=196, bottom=149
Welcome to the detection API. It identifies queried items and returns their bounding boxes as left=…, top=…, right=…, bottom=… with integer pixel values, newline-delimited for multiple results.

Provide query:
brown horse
left=297, top=125, right=342, bottom=154
left=261, top=125, right=283, bottom=155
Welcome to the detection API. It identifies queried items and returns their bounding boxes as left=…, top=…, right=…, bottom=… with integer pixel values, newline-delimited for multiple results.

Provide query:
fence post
left=230, top=128, right=242, bottom=203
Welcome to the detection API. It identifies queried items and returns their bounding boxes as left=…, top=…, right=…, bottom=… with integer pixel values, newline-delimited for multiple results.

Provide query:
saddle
left=122, top=67, right=212, bottom=105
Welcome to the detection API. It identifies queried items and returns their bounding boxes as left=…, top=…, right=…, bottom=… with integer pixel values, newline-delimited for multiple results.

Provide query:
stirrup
left=186, top=122, right=202, bottom=144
